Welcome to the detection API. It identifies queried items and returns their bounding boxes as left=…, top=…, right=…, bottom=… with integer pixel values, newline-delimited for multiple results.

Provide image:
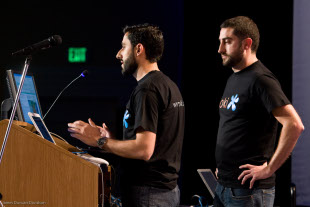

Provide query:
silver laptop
left=28, top=112, right=56, bottom=144
left=197, top=169, right=217, bottom=198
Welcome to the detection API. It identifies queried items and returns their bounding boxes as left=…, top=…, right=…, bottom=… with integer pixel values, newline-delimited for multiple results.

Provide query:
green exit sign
left=68, top=47, right=87, bottom=63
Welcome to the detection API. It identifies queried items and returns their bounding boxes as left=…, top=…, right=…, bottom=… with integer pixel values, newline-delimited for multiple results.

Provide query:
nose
left=116, top=49, right=122, bottom=59
left=218, top=42, right=225, bottom=54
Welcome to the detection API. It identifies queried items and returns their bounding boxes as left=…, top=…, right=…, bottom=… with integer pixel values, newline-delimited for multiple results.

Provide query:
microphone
left=43, top=70, right=88, bottom=120
left=12, top=35, right=62, bottom=56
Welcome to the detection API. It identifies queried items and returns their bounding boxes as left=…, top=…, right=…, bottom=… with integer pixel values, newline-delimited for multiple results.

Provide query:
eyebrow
left=220, top=37, right=233, bottom=41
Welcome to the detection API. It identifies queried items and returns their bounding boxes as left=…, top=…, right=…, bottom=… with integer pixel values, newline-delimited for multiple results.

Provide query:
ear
left=243, top=38, right=253, bottom=51
left=135, top=43, right=144, bottom=56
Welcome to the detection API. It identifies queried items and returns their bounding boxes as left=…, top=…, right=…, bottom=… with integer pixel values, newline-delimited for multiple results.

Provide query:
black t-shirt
left=121, top=70, right=185, bottom=190
left=216, top=61, right=290, bottom=188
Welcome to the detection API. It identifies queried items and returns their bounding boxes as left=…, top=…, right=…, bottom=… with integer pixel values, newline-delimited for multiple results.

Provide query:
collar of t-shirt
left=233, top=60, right=260, bottom=75
left=138, top=70, right=159, bottom=84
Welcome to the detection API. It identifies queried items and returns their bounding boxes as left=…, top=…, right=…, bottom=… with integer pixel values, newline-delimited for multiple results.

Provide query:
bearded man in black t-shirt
left=214, top=16, right=304, bottom=207
left=68, top=24, right=185, bottom=207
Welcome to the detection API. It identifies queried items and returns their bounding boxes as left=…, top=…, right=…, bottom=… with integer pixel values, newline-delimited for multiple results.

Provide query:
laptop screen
left=197, top=169, right=217, bottom=198
left=28, top=113, right=55, bottom=144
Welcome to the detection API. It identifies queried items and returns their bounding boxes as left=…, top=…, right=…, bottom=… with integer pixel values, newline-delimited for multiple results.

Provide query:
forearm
left=68, top=120, right=155, bottom=160
left=238, top=105, right=304, bottom=188
left=267, top=122, right=304, bottom=174
left=103, top=138, right=152, bottom=161
left=238, top=123, right=303, bottom=188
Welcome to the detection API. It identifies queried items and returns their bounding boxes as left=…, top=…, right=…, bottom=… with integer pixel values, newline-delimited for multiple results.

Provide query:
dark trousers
left=214, top=183, right=275, bottom=207
left=121, top=185, right=180, bottom=207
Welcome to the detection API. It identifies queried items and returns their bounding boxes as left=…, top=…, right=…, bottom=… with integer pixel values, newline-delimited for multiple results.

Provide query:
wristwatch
left=97, top=137, right=108, bottom=149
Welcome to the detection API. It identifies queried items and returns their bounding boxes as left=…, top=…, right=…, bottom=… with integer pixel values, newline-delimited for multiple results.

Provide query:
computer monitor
left=6, top=70, right=43, bottom=124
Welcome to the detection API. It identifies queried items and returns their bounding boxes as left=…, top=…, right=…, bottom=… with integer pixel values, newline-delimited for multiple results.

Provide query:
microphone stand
left=0, top=55, right=32, bottom=165
left=0, top=56, right=32, bottom=203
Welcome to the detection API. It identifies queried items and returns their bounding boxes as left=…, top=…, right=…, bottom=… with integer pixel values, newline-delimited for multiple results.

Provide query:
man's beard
left=121, top=52, right=138, bottom=77
left=221, top=45, right=243, bottom=68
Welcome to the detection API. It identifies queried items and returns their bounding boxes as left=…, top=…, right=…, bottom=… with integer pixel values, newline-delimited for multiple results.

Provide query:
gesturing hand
left=238, top=162, right=272, bottom=189
left=68, top=118, right=101, bottom=147
left=99, top=122, right=113, bottom=139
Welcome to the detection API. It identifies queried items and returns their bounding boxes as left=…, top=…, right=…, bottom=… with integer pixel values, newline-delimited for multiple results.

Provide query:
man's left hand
left=238, top=162, right=272, bottom=189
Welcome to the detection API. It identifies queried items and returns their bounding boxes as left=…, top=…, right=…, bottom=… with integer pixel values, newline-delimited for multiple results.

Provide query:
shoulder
left=254, top=72, right=281, bottom=90
left=139, top=71, right=177, bottom=92
left=249, top=61, right=280, bottom=87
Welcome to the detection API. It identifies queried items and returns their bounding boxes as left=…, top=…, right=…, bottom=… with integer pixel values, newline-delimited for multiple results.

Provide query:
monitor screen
left=6, top=70, right=43, bottom=124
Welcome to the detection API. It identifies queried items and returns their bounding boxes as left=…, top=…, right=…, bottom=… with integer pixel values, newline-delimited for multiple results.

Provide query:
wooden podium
left=0, top=119, right=110, bottom=207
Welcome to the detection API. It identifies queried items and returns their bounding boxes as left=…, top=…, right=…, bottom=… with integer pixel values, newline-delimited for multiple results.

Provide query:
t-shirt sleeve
left=133, top=89, right=159, bottom=133
left=254, top=74, right=291, bottom=113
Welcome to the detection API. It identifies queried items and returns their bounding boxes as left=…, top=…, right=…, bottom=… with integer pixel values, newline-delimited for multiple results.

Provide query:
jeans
left=121, top=185, right=180, bottom=207
left=214, top=183, right=275, bottom=207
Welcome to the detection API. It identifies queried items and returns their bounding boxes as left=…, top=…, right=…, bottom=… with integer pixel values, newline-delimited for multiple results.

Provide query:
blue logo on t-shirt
left=123, top=110, right=130, bottom=128
left=227, top=94, right=239, bottom=111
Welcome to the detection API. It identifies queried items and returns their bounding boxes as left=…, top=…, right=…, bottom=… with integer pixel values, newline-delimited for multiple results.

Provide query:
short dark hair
left=123, top=23, right=164, bottom=63
left=220, top=16, right=260, bottom=53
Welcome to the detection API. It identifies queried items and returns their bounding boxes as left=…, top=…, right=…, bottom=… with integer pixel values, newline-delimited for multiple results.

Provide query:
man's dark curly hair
left=123, top=23, right=164, bottom=63
left=220, top=16, right=260, bottom=53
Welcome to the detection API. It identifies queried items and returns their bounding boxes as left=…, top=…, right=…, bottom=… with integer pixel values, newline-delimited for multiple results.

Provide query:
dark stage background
left=0, top=0, right=296, bottom=206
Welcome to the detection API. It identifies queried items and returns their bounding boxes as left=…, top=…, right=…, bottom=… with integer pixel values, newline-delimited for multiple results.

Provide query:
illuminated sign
left=68, top=47, right=87, bottom=63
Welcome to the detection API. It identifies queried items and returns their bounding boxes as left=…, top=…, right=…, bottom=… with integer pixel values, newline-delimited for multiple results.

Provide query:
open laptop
left=197, top=169, right=217, bottom=198
left=27, top=112, right=109, bottom=166
left=28, top=112, right=56, bottom=144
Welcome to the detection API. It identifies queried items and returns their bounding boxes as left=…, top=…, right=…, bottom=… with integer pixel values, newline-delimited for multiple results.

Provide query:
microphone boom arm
left=43, top=71, right=87, bottom=120
left=0, top=56, right=32, bottom=165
